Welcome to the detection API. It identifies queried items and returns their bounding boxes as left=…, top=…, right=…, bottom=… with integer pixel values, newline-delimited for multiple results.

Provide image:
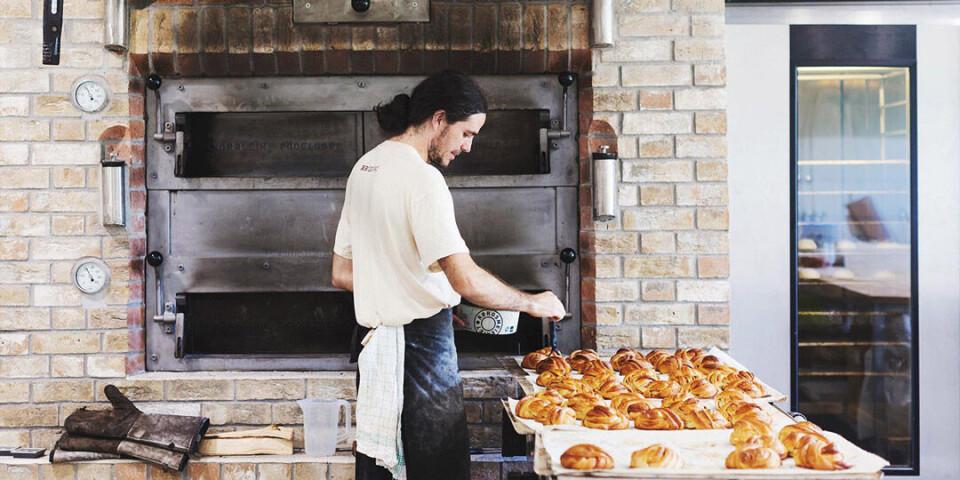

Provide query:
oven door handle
left=147, top=251, right=185, bottom=359
left=559, top=248, right=577, bottom=320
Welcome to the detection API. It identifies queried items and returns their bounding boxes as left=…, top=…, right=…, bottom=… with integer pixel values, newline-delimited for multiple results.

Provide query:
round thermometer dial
left=72, top=258, right=110, bottom=294
left=74, top=80, right=109, bottom=113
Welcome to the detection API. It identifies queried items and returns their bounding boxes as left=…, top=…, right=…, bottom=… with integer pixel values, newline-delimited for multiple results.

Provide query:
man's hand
left=526, top=291, right=566, bottom=322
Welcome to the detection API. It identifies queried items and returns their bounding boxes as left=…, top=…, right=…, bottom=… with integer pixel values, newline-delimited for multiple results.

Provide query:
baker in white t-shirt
left=331, top=71, right=565, bottom=480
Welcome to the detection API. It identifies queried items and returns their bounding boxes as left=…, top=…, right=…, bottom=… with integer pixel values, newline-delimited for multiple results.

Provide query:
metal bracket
left=152, top=302, right=184, bottom=359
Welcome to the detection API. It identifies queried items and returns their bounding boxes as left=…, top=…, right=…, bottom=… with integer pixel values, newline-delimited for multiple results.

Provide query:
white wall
left=726, top=9, right=960, bottom=478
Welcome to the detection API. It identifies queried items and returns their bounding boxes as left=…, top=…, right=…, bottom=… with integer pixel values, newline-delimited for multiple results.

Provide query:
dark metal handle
left=42, top=0, right=64, bottom=65
left=559, top=248, right=577, bottom=320
left=146, top=251, right=164, bottom=319
left=351, top=0, right=370, bottom=13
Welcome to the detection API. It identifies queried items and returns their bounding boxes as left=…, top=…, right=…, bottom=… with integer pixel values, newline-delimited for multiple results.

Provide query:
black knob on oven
left=351, top=0, right=370, bottom=13
left=146, top=251, right=164, bottom=267
left=145, top=74, right=162, bottom=91
left=559, top=248, right=576, bottom=265
left=557, top=72, right=574, bottom=88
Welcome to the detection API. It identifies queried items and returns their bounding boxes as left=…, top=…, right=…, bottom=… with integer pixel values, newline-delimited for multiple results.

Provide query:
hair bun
left=375, top=93, right=411, bottom=135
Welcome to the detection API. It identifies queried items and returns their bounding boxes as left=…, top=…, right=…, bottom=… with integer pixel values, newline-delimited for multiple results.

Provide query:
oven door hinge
left=152, top=300, right=184, bottom=359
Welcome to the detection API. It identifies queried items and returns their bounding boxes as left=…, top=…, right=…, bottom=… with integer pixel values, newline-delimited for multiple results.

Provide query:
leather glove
left=51, top=432, right=188, bottom=471
left=64, top=384, right=210, bottom=454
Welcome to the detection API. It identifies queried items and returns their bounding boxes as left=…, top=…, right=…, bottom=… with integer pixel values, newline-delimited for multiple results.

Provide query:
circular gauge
left=73, top=80, right=109, bottom=113
left=72, top=258, right=110, bottom=294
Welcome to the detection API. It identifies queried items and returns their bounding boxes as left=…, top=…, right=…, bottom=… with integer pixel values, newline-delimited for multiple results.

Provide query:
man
left=331, top=70, right=566, bottom=480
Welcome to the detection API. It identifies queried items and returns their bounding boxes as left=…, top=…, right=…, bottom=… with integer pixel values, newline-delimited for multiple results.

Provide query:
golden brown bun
left=726, top=378, right=766, bottom=398
left=725, top=444, right=783, bottom=469
left=793, top=435, right=852, bottom=470
left=567, top=349, right=600, bottom=372
left=729, top=402, right=773, bottom=426
left=632, top=407, right=684, bottom=430
left=740, top=435, right=788, bottom=459
left=609, top=393, right=652, bottom=416
left=521, top=352, right=549, bottom=369
left=515, top=397, right=554, bottom=419
left=597, top=378, right=631, bottom=399
left=567, top=392, right=605, bottom=420
left=582, top=405, right=631, bottom=430
left=675, top=347, right=705, bottom=362
left=582, top=369, right=616, bottom=390
left=535, top=405, right=577, bottom=426
left=618, top=358, right=656, bottom=376
left=685, top=378, right=719, bottom=399
left=640, top=380, right=683, bottom=399
left=548, top=377, right=594, bottom=398
left=560, top=444, right=614, bottom=470
left=535, top=356, right=572, bottom=376
left=715, top=390, right=751, bottom=418
left=645, top=349, right=672, bottom=367
left=662, top=392, right=698, bottom=412
left=533, top=346, right=563, bottom=357
left=581, top=359, right=615, bottom=376
left=695, top=354, right=724, bottom=371
left=630, top=444, right=684, bottom=469
left=610, top=349, right=644, bottom=371
left=656, top=355, right=692, bottom=375
left=536, top=370, right=566, bottom=388
left=730, top=420, right=776, bottom=446
left=681, top=406, right=730, bottom=430
left=779, top=422, right=828, bottom=454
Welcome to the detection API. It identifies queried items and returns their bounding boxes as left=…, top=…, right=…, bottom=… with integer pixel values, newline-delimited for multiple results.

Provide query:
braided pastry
left=645, top=349, right=672, bottom=367
left=610, top=348, right=644, bottom=371
left=560, top=444, right=614, bottom=470
left=740, top=434, right=787, bottom=459
left=630, top=444, right=684, bottom=469
left=583, top=405, right=631, bottom=430
left=515, top=397, right=555, bottom=419
left=671, top=365, right=704, bottom=380
left=582, top=369, right=616, bottom=390
left=535, top=356, right=572, bottom=376
left=715, top=389, right=751, bottom=416
left=793, top=435, right=852, bottom=470
left=610, top=393, right=654, bottom=416
left=536, top=370, right=566, bottom=388
left=533, top=346, right=563, bottom=357
left=661, top=392, right=698, bottom=413
left=730, top=420, right=777, bottom=446
left=632, top=407, right=684, bottom=430
left=521, top=351, right=549, bottom=369
left=675, top=347, right=704, bottom=361
left=535, top=405, right=577, bottom=426
left=597, top=377, right=631, bottom=399
left=735, top=370, right=757, bottom=382
left=619, top=357, right=657, bottom=377
left=640, top=380, right=683, bottom=399
left=725, top=443, right=782, bottom=469
left=707, top=370, right=736, bottom=388
left=726, top=378, right=765, bottom=398
left=695, top=354, right=724, bottom=371
left=680, top=406, right=729, bottom=429
left=729, top=402, right=772, bottom=426
left=581, top=359, right=615, bottom=376
left=567, top=392, right=605, bottom=420
left=567, top=349, right=599, bottom=372
left=780, top=422, right=828, bottom=454
left=548, top=377, right=594, bottom=398
left=684, top=378, right=719, bottom=399
left=656, top=355, right=688, bottom=375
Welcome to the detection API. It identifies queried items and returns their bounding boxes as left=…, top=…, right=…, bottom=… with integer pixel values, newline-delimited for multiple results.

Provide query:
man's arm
left=438, top=252, right=565, bottom=321
left=331, top=253, right=353, bottom=292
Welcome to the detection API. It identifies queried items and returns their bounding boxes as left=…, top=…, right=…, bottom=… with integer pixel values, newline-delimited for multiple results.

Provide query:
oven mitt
left=51, top=432, right=188, bottom=471
left=64, top=384, right=210, bottom=454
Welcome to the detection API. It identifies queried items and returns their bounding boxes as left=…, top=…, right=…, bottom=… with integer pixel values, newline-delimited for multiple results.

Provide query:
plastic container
left=455, top=302, right=520, bottom=335
left=297, top=399, right=352, bottom=457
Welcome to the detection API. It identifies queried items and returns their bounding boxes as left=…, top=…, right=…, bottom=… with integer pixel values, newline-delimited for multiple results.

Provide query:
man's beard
left=427, top=126, right=449, bottom=169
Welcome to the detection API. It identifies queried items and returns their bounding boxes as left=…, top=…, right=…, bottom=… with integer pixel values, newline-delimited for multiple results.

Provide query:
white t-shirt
left=333, top=140, right=469, bottom=327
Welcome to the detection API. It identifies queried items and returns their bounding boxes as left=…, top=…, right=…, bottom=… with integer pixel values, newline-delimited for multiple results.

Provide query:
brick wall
left=581, top=0, right=730, bottom=352
left=0, top=0, right=730, bottom=475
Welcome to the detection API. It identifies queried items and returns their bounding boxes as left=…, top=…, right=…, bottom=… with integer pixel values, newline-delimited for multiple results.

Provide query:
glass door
left=791, top=26, right=918, bottom=474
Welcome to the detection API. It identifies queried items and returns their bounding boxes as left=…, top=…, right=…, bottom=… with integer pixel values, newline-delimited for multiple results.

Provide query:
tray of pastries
left=536, top=413, right=888, bottom=477
left=512, top=347, right=786, bottom=404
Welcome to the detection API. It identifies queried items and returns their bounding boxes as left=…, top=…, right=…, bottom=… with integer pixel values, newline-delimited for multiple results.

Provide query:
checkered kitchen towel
left=356, top=326, right=406, bottom=479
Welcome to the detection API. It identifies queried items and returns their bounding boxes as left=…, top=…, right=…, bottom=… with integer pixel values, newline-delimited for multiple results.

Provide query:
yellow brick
left=94, top=380, right=164, bottom=401
left=593, top=89, right=637, bottom=111
left=52, top=215, right=85, bottom=235
left=0, top=0, right=31, bottom=17
left=623, top=160, right=694, bottom=183
left=167, top=379, right=234, bottom=401
left=202, top=402, right=272, bottom=425
left=676, top=184, right=728, bottom=206
left=0, top=215, right=49, bottom=236
left=678, top=327, right=729, bottom=349
left=619, top=15, right=689, bottom=37
left=675, top=38, right=725, bottom=61
left=0, top=308, right=49, bottom=330
left=639, top=137, right=673, bottom=158
left=695, top=64, right=726, bottom=86
left=0, top=119, right=49, bottom=141
left=236, top=379, right=305, bottom=400
left=623, top=256, right=695, bottom=278
left=33, top=285, right=83, bottom=307
left=88, top=307, right=127, bottom=329
left=675, top=88, right=726, bottom=110
left=69, top=21, right=105, bottom=43
left=697, top=208, right=729, bottom=230
left=698, top=256, right=729, bottom=278
left=33, top=380, right=96, bottom=402
left=33, top=332, right=100, bottom=354
left=641, top=232, right=676, bottom=253
left=0, top=381, right=30, bottom=402
left=0, top=144, right=28, bottom=165
left=51, top=261, right=74, bottom=283
left=696, top=160, right=728, bottom=181
left=87, top=354, right=125, bottom=377
left=0, top=72, right=50, bottom=93
left=594, top=256, right=620, bottom=278
left=595, top=281, right=639, bottom=302
left=31, top=191, right=99, bottom=213
left=677, top=231, right=729, bottom=254
left=63, top=0, right=105, bottom=19
left=641, top=327, right=676, bottom=349
left=52, top=308, right=85, bottom=329
left=676, top=136, right=727, bottom=158
left=0, top=262, right=48, bottom=283
left=0, top=286, right=29, bottom=306
left=0, top=333, right=29, bottom=355
left=640, top=185, right=674, bottom=206
left=594, top=232, right=638, bottom=254
left=0, top=168, right=48, bottom=189
left=623, top=208, right=694, bottom=231
left=32, top=237, right=100, bottom=260
left=0, top=96, right=30, bottom=115
left=32, top=143, right=100, bottom=165
left=0, top=192, right=28, bottom=212
left=0, top=405, right=58, bottom=427
left=625, top=303, right=695, bottom=325
left=595, top=327, right=640, bottom=350
left=698, top=304, right=730, bottom=325
left=0, top=356, right=48, bottom=378
left=103, top=331, right=128, bottom=352
left=53, top=120, right=85, bottom=141
left=595, top=305, right=622, bottom=326
left=34, top=95, right=80, bottom=117
left=641, top=280, right=676, bottom=301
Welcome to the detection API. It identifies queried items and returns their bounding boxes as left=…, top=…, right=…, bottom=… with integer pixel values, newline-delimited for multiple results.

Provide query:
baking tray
left=532, top=402, right=888, bottom=478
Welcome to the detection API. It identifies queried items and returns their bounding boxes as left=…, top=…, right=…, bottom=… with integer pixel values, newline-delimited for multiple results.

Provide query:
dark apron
left=351, top=309, right=470, bottom=480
